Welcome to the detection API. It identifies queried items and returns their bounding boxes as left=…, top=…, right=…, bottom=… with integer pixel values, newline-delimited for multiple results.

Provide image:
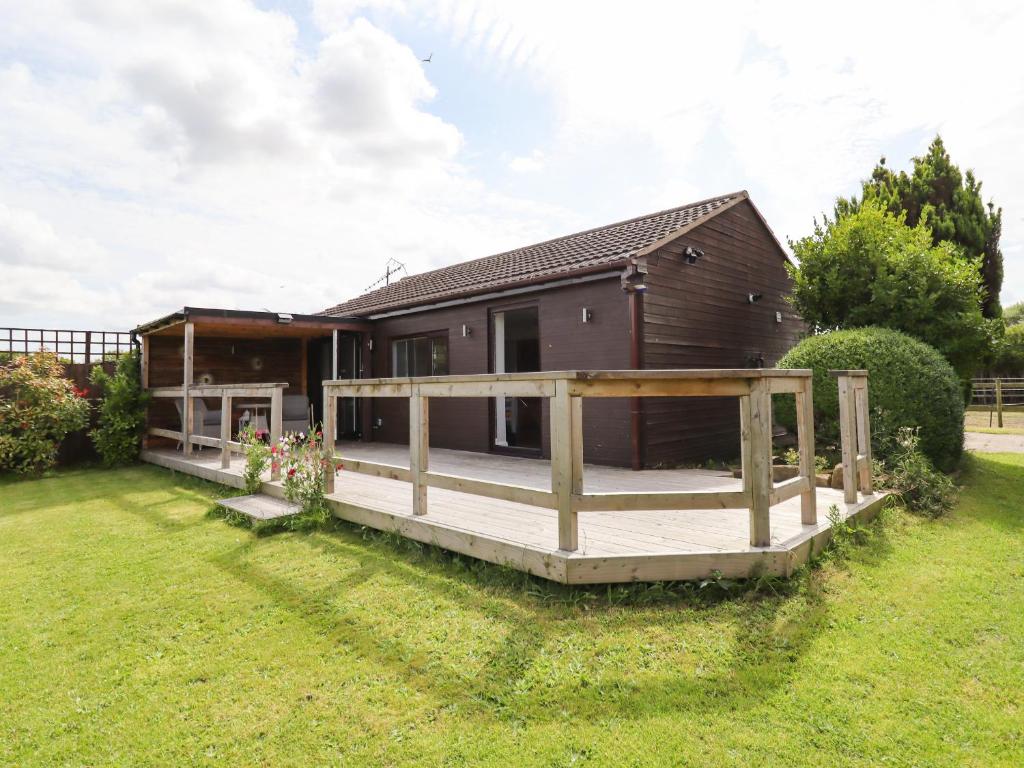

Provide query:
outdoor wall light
left=582, top=308, right=593, bottom=323
left=462, top=324, right=472, bottom=337
left=684, top=246, right=704, bottom=265
left=748, top=292, right=763, bottom=304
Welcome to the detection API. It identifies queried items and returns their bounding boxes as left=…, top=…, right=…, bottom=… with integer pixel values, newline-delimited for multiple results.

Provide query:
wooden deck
left=141, top=442, right=887, bottom=584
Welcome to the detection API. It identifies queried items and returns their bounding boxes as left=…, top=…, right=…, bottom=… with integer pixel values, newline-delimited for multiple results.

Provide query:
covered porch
left=136, top=307, right=370, bottom=453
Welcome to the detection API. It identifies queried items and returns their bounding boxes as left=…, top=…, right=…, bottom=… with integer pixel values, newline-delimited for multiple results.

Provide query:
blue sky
left=1, top=0, right=1021, bottom=329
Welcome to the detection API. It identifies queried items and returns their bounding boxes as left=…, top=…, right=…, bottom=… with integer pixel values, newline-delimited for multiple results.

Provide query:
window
left=392, top=335, right=448, bottom=376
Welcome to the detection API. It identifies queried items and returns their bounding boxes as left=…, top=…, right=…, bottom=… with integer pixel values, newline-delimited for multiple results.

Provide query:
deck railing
left=831, top=370, right=873, bottom=503
left=321, top=370, right=824, bottom=550
left=147, top=382, right=285, bottom=478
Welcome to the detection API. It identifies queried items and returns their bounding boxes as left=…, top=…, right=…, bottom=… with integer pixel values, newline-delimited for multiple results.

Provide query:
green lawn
left=1, top=459, right=1022, bottom=766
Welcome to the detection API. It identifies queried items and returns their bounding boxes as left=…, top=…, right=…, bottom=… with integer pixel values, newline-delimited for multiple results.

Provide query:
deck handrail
left=830, top=371, right=874, bottom=502
left=321, top=369, right=835, bottom=551
left=146, top=382, right=286, bottom=477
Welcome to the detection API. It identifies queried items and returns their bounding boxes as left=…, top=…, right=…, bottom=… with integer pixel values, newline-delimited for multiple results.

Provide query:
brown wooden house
left=316, top=190, right=801, bottom=468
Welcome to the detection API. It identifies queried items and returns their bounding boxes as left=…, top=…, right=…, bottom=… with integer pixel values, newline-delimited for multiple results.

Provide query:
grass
left=965, top=408, right=1024, bottom=435
left=1, top=460, right=1023, bottom=766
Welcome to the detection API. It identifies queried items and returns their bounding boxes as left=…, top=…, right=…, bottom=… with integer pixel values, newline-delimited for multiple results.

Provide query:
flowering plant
left=275, top=427, right=332, bottom=523
left=0, top=351, right=91, bottom=475
left=238, top=423, right=270, bottom=494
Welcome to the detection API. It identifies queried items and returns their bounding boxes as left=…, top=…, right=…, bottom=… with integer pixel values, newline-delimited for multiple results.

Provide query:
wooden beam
left=837, top=375, right=858, bottom=504
left=855, top=381, right=873, bottom=495
left=141, top=335, right=150, bottom=449
left=183, top=321, right=194, bottom=455
left=269, top=385, right=283, bottom=481
left=747, top=377, right=772, bottom=547
left=739, top=395, right=751, bottom=495
left=331, top=329, right=339, bottom=380
left=409, top=390, right=429, bottom=515
left=323, top=392, right=337, bottom=494
left=299, top=337, right=308, bottom=395
left=551, top=379, right=579, bottom=551
left=768, top=476, right=811, bottom=507
left=423, top=472, right=555, bottom=508
left=574, top=489, right=750, bottom=512
left=220, top=393, right=231, bottom=468
left=334, top=456, right=408, bottom=482
left=568, top=378, right=750, bottom=398
left=795, top=378, right=817, bottom=524
left=147, top=427, right=182, bottom=441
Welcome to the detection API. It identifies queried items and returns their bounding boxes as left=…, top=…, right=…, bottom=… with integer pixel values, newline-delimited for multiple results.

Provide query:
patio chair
left=282, top=394, right=311, bottom=435
left=174, top=398, right=222, bottom=450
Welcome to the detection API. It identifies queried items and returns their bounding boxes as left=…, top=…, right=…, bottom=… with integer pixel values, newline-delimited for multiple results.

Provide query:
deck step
left=217, top=493, right=301, bottom=521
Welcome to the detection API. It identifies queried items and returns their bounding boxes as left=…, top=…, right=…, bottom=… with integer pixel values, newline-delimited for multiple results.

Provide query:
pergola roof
left=134, top=307, right=370, bottom=338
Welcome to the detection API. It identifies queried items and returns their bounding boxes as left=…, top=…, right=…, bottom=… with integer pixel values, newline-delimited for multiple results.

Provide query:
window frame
left=391, top=332, right=449, bottom=377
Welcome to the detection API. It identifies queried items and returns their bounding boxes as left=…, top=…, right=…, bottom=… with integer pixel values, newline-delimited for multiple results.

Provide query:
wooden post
left=323, top=388, right=336, bottom=494
left=299, top=337, right=308, bottom=395
left=183, top=322, right=194, bottom=455
left=795, top=376, right=817, bottom=524
left=746, top=377, right=772, bottom=547
left=220, top=393, right=231, bottom=469
left=85, top=330, right=92, bottom=364
left=140, top=335, right=150, bottom=449
left=409, top=388, right=429, bottom=515
left=855, top=381, right=873, bottom=495
left=551, top=379, right=580, bottom=551
left=331, top=329, right=339, bottom=380
left=837, top=375, right=858, bottom=504
left=739, top=396, right=752, bottom=494
left=996, top=378, right=1004, bottom=428
left=269, top=385, right=283, bottom=481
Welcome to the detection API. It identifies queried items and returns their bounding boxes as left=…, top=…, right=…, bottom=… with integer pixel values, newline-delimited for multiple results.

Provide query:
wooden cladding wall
left=641, top=200, right=802, bottom=465
left=368, top=277, right=634, bottom=466
left=148, top=336, right=306, bottom=390
left=147, top=335, right=309, bottom=431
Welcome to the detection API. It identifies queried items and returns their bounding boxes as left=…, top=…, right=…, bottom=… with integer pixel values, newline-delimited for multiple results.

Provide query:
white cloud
left=508, top=150, right=544, bottom=173
left=1, top=0, right=1023, bottom=336
left=0, top=0, right=567, bottom=330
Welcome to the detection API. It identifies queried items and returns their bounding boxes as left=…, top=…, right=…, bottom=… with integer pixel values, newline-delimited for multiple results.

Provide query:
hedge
left=775, top=327, right=964, bottom=472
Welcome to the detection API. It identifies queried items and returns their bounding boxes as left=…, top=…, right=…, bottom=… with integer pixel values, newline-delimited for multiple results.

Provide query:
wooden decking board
left=141, top=443, right=888, bottom=583
left=217, top=494, right=301, bottom=521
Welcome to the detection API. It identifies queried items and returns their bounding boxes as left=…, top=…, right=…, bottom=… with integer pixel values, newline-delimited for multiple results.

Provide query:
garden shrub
left=886, top=428, right=958, bottom=518
left=776, top=327, right=964, bottom=472
left=89, top=350, right=150, bottom=467
left=276, top=428, right=332, bottom=527
left=239, top=423, right=270, bottom=494
left=0, top=352, right=90, bottom=475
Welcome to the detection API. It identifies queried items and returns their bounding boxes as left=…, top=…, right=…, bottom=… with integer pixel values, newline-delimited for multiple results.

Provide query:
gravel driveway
left=965, top=431, right=1024, bottom=453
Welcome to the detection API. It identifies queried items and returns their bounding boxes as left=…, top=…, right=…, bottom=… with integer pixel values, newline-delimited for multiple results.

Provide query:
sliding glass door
left=492, top=307, right=541, bottom=452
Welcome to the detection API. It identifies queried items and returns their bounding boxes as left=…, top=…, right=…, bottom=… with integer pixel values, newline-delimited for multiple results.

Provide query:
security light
left=684, top=246, right=704, bottom=265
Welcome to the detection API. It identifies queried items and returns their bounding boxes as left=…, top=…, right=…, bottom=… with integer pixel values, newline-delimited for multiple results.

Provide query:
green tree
left=1003, top=301, right=1024, bottom=327
left=835, top=136, right=1003, bottom=317
left=788, top=202, right=996, bottom=379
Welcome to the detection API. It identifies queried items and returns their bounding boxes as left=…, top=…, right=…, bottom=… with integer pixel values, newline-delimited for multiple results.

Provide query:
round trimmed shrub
left=775, top=327, right=963, bottom=472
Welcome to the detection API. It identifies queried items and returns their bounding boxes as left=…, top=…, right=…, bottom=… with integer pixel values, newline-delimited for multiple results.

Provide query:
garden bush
left=0, top=352, right=90, bottom=475
left=776, top=327, right=964, bottom=472
left=90, top=351, right=150, bottom=467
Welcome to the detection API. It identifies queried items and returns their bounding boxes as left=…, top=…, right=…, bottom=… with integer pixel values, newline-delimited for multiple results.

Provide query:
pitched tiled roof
left=320, top=191, right=745, bottom=317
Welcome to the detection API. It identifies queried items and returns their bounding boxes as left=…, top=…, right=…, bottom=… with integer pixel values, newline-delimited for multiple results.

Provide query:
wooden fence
left=0, top=327, right=132, bottom=363
left=971, top=377, right=1024, bottom=428
left=0, top=326, right=130, bottom=464
left=320, top=370, right=837, bottom=550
